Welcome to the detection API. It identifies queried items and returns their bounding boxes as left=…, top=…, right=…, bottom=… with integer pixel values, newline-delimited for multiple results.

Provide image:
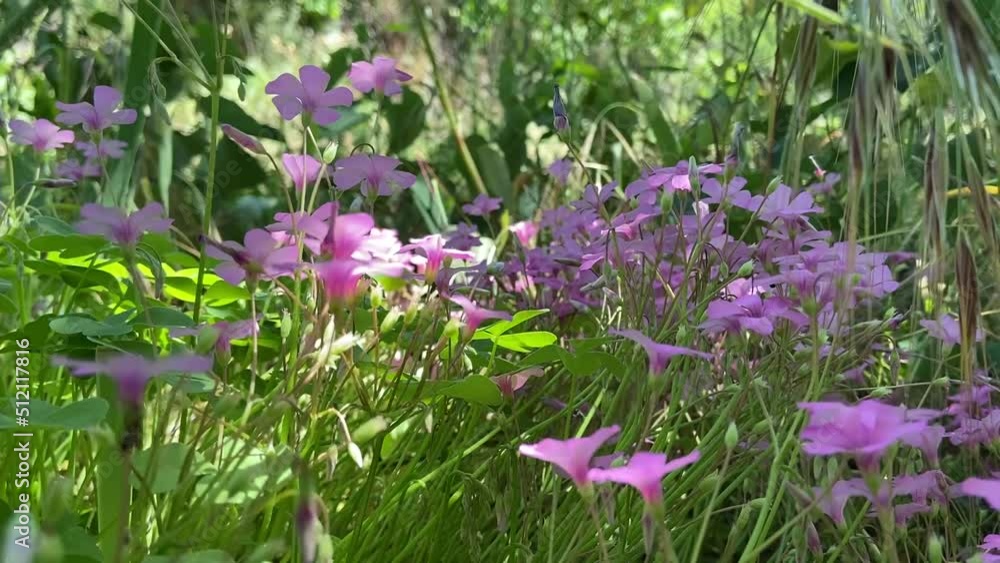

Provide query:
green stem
left=192, top=53, right=224, bottom=324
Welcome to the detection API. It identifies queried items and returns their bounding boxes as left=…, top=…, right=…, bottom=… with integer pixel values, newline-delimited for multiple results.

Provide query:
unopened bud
left=725, top=422, right=739, bottom=451
left=380, top=309, right=402, bottom=333
left=736, top=260, right=754, bottom=278
left=928, top=534, right=943, bottom=563
left=870, top=386, right=890, bottom=398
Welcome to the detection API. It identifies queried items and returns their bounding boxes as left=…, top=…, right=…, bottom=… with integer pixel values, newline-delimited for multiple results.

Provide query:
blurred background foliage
left=1, top=0, right=999, bottom=288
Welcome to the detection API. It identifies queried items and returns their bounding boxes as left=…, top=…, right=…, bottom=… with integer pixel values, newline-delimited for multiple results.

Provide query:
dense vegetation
left=1, top=0, right=998, bottom=562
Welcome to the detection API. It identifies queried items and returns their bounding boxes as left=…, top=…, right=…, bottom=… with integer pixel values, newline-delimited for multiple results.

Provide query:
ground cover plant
left=1, top=0, right=999, bottom=562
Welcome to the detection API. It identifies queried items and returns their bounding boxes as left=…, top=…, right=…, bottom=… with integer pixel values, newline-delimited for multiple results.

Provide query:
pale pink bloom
left=281, top=153, right=325, bottom=191
left=518, top=425, right=620, bottom=487
left=492, top=367, right=544, bottom=397
left=920, top=314, right=985, bottom=346
left=76, top=203, right=172, bottom=247
left=589, top=450, right=701, bottom=505
left=265, top=65, right=353, bottom=125
left=348, top=56, right=412, bottom=96
left=957, top=477, right=1000, bottom=510
left=610, top=328, right=711, bottom=375
left=509, top=220, right=538, bottom=247
left=447, top=294, right=511, bottom=337
left=54, top=353, right=211, bottom=405
left=55, top=86, right=137, bottom=132
left=9, top=118, right=75, bottom=152
left=221, top=124, right=266, bottom=155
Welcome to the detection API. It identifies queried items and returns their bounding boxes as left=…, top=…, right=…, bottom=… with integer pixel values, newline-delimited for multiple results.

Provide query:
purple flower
left=319, top=208, right=375, bottom=260
left=172, top=318, right=258, bottom=356
left=547, top=158, right=572, bottom=185
left=699, top=294, right=799, bottom=336
left=221, top=124, right=266, bottom=155
left=610, top=328, right=711, bottom=376
left=445, top=223, right=481, bottom=251
left=813, top=478, right=871, bottom=526
left=920, top=314, right=985, bottom=346
left=462, top=194, right=502, bottom=216
left=8, top=119, right=75, bottom=152
left=315, top=259, right=366, bottom=304
left=265, top=65, right=353, bottom=125
left=348, top=56, right=412, bottom=96
left=701, top=177, right=762, bottom=211
left=573, top=181, right=617, bottom=212
left=56, top=159, right=101, bottom=181
left=54, top=353, right=212, bottom=405
left=758, top=185, right=822, bottom=224
left=492, top=367, right=544, bottom=398
left=957, top=478, right=1000, bottom=510
left=518, top=425, right=621, bottom=488
left=798, top=400, right=929, bottom=472
left=331, top=154, right=415, bottom=197
left=588, top=450, right=700, bottom=505
left=206, top=228, right=300, bottom=285
left=402, top=234, right=475, bottom=283
left=900, top=425, right=946, bottom=466
left=447, top=294, right=511, bottom=337
left=76, top=139, right=126, bottom=159
left=282, top=153, right=325, bottom=191
left=76, top=203, right=172, bottom=247
left=55, top=86, right=137, bottom=132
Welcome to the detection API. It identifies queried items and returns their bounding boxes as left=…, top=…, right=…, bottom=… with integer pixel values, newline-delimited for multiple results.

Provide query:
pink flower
left=589, top=450, right=700, bottom=505
left=701, top=177, right=763, bottom=211
left=9, top=119, right=75, bottom=152
left=76, top=203, right=172, bottom=247
left=403, top=234, right=474, bottom=283
left=509, top=220, right=538, bottom=247
left=758, top=185, right=822, bottom=224
left=282, top=153, right=325, bottom=191
left=319, top=208, right=375, bottom=260
left=331, top=154, right=415, bottom=197
left=447, top=294, right=511, bottom=336
left=205, top=228, right=300, bottom=285
left=547, top=158, right=572, bottom=185
left=518, top=425, right=621, bottom=488
left=920, top=314, right=984, bottom=346
left=76, top=139, right=126, bottom=159
left=492, top=367, right=544, bottom=398
left=315, top=259, right=366, bottom=304
left=610, top=328, right=711, bottom=376
left=957, top=478, right=1000, bottom=510
left=900, top=424, right=946, bottom=466
left=798, top=400, right=929, bottom=472
left=348, top=56, right=412, bottom=96
left=812, top=478, right=871, bottom=526
left=221, top=124, right=266, bottom=155
left=265, top=65, right=353, bottom=125
left=56, top=159, right=101, bottom=182
left=462, top=194, right=502, bottom=216
left=172, top=318, right=258, bottom=355
left=55, top=86, right=137, bottom=132
left=54, top=353, right=211, bottom=405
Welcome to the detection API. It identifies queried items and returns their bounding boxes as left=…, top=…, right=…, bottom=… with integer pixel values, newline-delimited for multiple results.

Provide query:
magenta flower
left=900, top=424, right=946, bottom=466
left=331, top=154, right=415, bottom=197
left=957, top=478, right=1000, bottom=510
left=76, top=139, right=127, bottom=159
left=55, top=86, right=137, bottom=132
left=610, top=328, right=711, bottom=376
left=282, top=153, right=325, bottom=191
left=348, top=56, right=412, bottom=96
left=9, top=119, right=75, bottom=152
left=206, top=228, right=300, bottom=285
left=758, top=185, right=822, bottom=224
left=798, top=400, right=929, bottom=472
left=492, top=367, right=544, bottom=398
left=699, top=294, right=799, bottom=336
left=462, top=194, right=502, bottom=216
left=920, top=314, right=984, bottom=346
left=265, top=65, right=353, bottom=125
left=518, top=425, right=621, bottom=488
left=172, top=318, right=258, bottom=356
left=76, top=203, right=172, bottom=247
left=589, top=450, right=700, bottom=505
left=447, top=294, right=511, bottom=337
left=547, top=158, right=572, bottom=185
left=54, top=353, right=211, bottom=405
left=56, top=159, right=101, bottom=182
left=319, top=209, right=375, bottom=260
left=509, top=220, right=539, bottom=247
left=402, top=234, right=475, bottom=283
left=315, top=259, right=366, bottom=304
left=221, top=124, right=266, bottom=155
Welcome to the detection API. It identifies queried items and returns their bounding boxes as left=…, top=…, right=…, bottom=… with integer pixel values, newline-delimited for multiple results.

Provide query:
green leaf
left=409, top=178, right=448, bottom=233
left=386, top=89, right=426, bottom=154
left=50, top=314, right=133, bottom=337
left=474, top=309, right=548, bottom=338
left=494, top=331, right=558, bottom=353
left=131, top=443, right=195, bottom=494
left=198, top=96, right=281, bottom=140
left=645, top=101, right=681, bottom=163
left=160, top=372, right=216, bottom=395
left=0, top=398, right=108, bottom=430
left=204, top=281, right=250, bottom=303
left=143, top=550, right=234, bottom=563
left=427, top=375, right=502, bottom=407
left=31, top=216, right=77, bottom=235
left=558, top=349, right=624, bottom=377
left=473, top=141, right=514, bottom=210
left=89, top=11, right=121, bottom=33
left=133, top=307, right=195, bottom=329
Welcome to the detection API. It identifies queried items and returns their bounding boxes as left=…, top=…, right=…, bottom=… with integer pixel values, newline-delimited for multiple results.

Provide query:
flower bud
left=736, top=260, right=755, bottom=278
left=380, top=309, right=402, bottom=333
left=806, top=521, right=822, bottom=555
left=725, top=422, right=739, bottom=451
left=928, top=534, right=943, bottom=563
